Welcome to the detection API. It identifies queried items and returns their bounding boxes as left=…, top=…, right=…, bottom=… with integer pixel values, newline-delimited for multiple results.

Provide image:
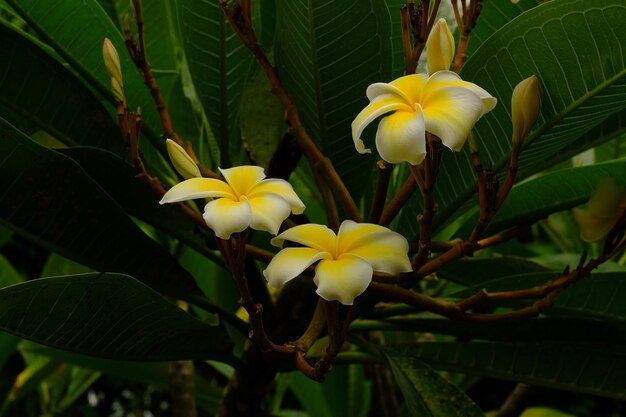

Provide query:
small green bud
left=166, top=139, right=201, bottom=179
left=511, top=75, right=541, bottom=146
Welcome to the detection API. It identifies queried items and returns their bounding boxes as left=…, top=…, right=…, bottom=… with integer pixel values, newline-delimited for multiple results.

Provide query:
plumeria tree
left=0, top=0, right=625, bottom=416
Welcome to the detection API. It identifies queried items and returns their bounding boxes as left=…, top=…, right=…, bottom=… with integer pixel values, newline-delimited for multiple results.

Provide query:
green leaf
left=467, top=0, right=542, bottom=55
left=520, top=407, right=576, bottom=417
left=400, top=0, right=626, bottom=237
left=0, top=273, right=232, bottom=361
left=0, top=118, right=201, bottom=299
left=456, top=159, right=626, bottom=237
left=553, top=272, right=626, bottom=320
left=383, top=349, right=484, bottom=417
left=5, top=0, right=173, bottom=176
left=6, top=0, right=159, bottom=134
left=59, top=147, right=218, bottom=262
left=438, top=256, right=550, bottom=287
left=0, top=21, right=126, bottom=156
left=275, top=0, right=396, bottom=199
left=403, top=341, right=626, bottom=400
left=178, top=0, right=255, bottom=166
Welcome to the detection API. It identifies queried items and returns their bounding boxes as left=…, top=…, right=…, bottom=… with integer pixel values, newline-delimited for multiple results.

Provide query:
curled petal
left=271, top=223, right=337, bottom=253
left=264, top=247, right=330, bottom=289
left=219, top=166, right=266, bottom=197
left=249, top=179, right=306, bottom=215
left=337, top=220, right=412, bottom=274
left=422, top=85, right=485, bottom=151
left=368, top=74, right=427, bottom=104
left=202, top=197, right=251, bottom=239
left=352, top=95, right=414, bottom=155
left=247, top=192, right=292, bottom=235
left=160, top=178, right=234, bottom=204
left=375, top=108, right=427, bottom=165
left=427, top=71, right=497, bottom=114
left=313, top=255, right=374, bottom=305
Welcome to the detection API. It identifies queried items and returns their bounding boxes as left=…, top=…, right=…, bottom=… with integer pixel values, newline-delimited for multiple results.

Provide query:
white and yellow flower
left=351, top=20, right=496, bottom=165
left=573, top=178, right=626, bottom=243
left=263, top=220, right=412, bottom=305
left=160, top=166, right=305, bottom=239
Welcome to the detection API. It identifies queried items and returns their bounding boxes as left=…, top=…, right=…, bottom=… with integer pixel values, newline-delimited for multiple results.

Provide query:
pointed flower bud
left=573, top=178, right=626, bottom=243
left=511, top=75, right=541, bottom=146
left=426, top=18, right=455, bottom=75
left=166, top=139, right=201, bottom=180
left=102, top=38, right=126, bottom=105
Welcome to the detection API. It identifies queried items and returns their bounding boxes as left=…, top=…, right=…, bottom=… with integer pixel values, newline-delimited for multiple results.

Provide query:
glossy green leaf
left=553, top=273, right=626, bottom=320
left=0, top=21, right=125, bottom=156
left=467, top=0, right=542, bottom=55
left=275, top=0, right=395, bottom=199
left=5, top=0, right=173, bottom=178
left=456, top=159, right=626, bottom=237
left=400, top=0, right=626, bottom=237
left=6, top=0, right=159, bottom=135
left=178, top=0, right=255, bottom=166
left=383, top=349, right=484, bottom=417
left=0, top=273, right=232, bottom=361
left=358, top=316, right=626, bottom=345
left=0, top=255, right=21, bottom=370
left=0, top=118, right=201, bottom=299
left=438, top=256, right=550, bottom=287
left=59, top=147, right=218, bottom=262
left=403, top=341, right=626, bottom=399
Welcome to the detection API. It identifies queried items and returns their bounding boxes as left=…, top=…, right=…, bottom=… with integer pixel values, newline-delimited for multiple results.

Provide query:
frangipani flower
left=263, top=220, right=412, bottom=305
left=573, top=178, right=626, bottom=243
left=160, top=166, right=305, bottom=239
left=351, top=72, right=496, bottom=165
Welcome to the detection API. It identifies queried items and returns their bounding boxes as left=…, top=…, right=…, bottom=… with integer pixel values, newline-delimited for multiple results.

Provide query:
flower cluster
left=160, top=18, right=499, bottom=305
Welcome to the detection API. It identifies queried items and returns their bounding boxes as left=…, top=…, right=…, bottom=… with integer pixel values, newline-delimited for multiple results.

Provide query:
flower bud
left=102, top=38, right=123, bottom=87
left=103, top=38, right=126, bottom=105
left=110, top=77, right=126, bottom=106
left=426, top=18, right=455, bottom=75
left=511, top=75, right=541, bottom=146
left=166, top=139, right=201, bottom=179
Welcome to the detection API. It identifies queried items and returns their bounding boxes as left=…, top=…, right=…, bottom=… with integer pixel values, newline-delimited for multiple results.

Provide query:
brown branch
left=369, top=160, right=393, bottom=223
left=379, top=173, right=419, bottom=227
left=220, top=2, right=361, bottom=221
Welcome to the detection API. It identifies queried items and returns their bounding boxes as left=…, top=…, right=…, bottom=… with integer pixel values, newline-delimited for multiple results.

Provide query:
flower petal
left=337, top=220, right=412, bottom=274
left=160, top=178, right=234, bottom=204
left=313, top=255, right=373, bottom=305
left=219, top=166, right=266, bottom=197
left=367, top=74, right=428, bottom=104
left=352, top=95, right=413, bottom=155
left=249, top=179, right=306, bottom=215
left=271, top=223, right=337, bottom=254
left=202, top=197, right=251, bottom=239
left=422, top=85, right=485, bottom=151
left=573, top=207, right=620, bottom=243
left=264, top=247, right=330, bottom=289
left=247, top=192, right=292, bottom=235
left=375, top=108, right=427, bottom=165
left=427, top=71, right=497, bottom=114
